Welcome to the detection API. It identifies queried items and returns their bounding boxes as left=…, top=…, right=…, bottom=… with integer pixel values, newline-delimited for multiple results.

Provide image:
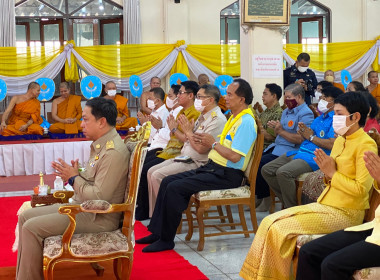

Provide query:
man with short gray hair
left=255, top=83, right=314, bottom=212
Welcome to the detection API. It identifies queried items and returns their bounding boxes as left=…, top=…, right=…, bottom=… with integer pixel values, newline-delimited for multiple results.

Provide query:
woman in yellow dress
left=240, top=92, right=378, bottom=280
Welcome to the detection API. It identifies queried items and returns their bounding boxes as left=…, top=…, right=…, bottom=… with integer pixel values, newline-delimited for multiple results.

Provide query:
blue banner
left=340, top=70, right=352, bottom=90
left=0, top=79, right=7, bottom=102
left=214, top=75, right=233, bottom=96
left=129, top=75, right=143, bottom=98
left=36, top=78, right=55, bottom=101
left=169, top=73, right=188, bottom=86
left=80, top=76, right=102, bottom=99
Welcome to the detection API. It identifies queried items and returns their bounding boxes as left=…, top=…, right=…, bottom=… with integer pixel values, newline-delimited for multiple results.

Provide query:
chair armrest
left=53, top=191, right=74, bottom=203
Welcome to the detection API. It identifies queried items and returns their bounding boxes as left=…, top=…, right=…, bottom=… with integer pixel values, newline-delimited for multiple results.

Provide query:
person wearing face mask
left=49, top=82, right=82, bottom=134
left=261, top=86, right=343, bottom=209
left=146, top=84, right=226, bottom=216
left=104, top=81, right=138, bottom=131
left=254, top=83, right=314, bottom=212
left=283, top=52, right=318, bottom=105
left=311, top=81, right=333, bottom=105
left=135, top=81, right=200, bottom=221
left=240, top=92, right=377, bottom=280
left=137, top=87, right=169, bottom=145
left=324, top=70, right=345, bottom=92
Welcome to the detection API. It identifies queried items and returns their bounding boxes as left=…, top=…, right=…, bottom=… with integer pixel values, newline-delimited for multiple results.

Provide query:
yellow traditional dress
left=240, top=128, right=377, bottom=280
left=2, top=98, right=43, bottom=136
left=49, top=95, right=82, bottom=134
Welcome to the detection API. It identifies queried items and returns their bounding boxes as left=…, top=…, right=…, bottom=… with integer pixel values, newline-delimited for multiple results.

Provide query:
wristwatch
left=68, top=175, right=78, bottom=186
left=309, top=135, right=316, bottom=142
left=212, top=142, right=218, bottom=149
left=171, top=127, right=177, bottom=134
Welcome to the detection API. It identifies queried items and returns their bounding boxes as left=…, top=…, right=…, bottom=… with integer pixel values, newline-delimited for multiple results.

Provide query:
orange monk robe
left=218, top=95, right=227, bottom=113
left=114, top=95, right=138, bottom=130
left=370, top=84, right=380, bottom=104
left=333, top=82, right=345, bottom=92
left=1, top=98, right=43, bottom=136
left=49, top=95, right=82, bottom=134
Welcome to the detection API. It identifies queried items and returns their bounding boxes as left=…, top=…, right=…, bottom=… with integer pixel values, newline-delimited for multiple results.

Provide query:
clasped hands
left=52, top=158, right=80, bottom=182
left=267, top=120, right=283, bottom=135
left=298, top=122, right=314, bottom=140
left=64, top=118, right=77, bottom=124
left=137, top=112, right=162, bottom=129
left=314, top=148, right=336, bottom=180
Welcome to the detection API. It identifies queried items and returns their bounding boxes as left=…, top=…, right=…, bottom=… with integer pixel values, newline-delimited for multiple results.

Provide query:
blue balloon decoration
left=169, top=73, right=188, bottom=86
left=129, top=75, right=143, bottom=98
left=36, top=78, right=55, bottom=101
left=0, top=79, right=7, bottom=102
left=340, top=70, right=352, bottom=90
left=80, top=76, right=102, bottom=99
left=214, top=75, right=233, bottom=96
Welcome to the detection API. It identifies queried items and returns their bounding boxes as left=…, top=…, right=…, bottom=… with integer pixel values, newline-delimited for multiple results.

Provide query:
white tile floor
left=141, top=205, right=281, bottom=280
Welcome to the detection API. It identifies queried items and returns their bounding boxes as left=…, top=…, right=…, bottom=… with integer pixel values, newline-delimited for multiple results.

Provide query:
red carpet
left=0, top=196, right=208, bottom=279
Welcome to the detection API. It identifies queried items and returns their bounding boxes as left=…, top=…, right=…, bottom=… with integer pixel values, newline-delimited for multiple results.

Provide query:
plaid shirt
left=259, top=103, right=283, bottom=149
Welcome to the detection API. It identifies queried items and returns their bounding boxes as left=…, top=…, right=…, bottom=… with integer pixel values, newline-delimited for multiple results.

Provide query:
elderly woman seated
left=240, top=92, right=378, bottom=280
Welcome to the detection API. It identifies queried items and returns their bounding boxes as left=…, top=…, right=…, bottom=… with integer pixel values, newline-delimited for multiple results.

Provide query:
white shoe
left=256, top=197, right=271, bottom=212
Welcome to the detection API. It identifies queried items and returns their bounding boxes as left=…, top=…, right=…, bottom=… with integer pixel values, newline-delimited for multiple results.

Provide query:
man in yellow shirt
left=49, top=82, right=82, bottom=134
left=104, top=81, right=138, bottom=130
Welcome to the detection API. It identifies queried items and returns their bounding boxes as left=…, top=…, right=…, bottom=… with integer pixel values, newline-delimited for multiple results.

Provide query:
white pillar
left=0, top=0, right=16, bottom=47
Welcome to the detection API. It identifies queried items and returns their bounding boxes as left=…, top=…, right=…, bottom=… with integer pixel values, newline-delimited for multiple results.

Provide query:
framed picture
left=242, top=0, right=291, bottom=25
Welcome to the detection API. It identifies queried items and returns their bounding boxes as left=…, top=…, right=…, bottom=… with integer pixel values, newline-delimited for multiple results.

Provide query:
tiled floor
left=141, top=205, right=280, bottom=280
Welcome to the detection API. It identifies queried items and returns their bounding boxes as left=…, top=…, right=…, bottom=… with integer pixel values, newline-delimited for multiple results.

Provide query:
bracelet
left=212, top=142, right=218, bottom=149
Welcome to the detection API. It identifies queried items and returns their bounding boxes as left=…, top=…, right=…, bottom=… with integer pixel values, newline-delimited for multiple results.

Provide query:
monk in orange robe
left=197, top=73, right=227, bottom=112
left=324, top=69, right=345, bottom=92
left=1, top=82, right=43, bottom=136
left=49, top=82, right=82, bottom=134
left=104, top=81, right=138, bottom=130
left=367, top=71, right=380, bottom=104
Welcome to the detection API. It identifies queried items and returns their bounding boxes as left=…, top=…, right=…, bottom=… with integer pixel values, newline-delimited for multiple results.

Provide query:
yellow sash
left=219, top=108, right=255, bottom=144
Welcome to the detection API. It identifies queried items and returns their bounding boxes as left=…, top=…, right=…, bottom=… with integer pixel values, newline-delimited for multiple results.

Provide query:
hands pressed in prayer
left=267, top=120, right=282, bottom=135
left=52, top=158, right=79, bottom=182
left=150, top=115, right=162, bottom=130
left=298, top=122, right=314, bottom=140
left=193, top=132, right=215, bottom=149
left=253, top=102, right=263, bottom=113
left=167, top=114, right=178, bottom=131
left=364, top=151, right=380, bottom=182
left=178, top=114, right=194, bottom=136
left=314, top=148, right=336, bottom=180
left=137, top=111, right=149, bottom=125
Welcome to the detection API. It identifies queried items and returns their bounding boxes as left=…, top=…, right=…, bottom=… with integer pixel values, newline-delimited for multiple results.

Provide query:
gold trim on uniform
left=106, top=140, right=114, bottom=150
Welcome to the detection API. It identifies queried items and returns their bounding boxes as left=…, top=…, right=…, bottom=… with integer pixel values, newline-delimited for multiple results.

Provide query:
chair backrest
left=244, top=117, right=264, bottom=195
left=121, top=140, right=147, bottom=236
left=364, top=183, right=380, bottom=222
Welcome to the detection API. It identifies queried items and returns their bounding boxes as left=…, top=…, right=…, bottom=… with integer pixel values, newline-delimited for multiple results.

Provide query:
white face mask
left=333, top=113, right=355, bottom=136
left=317, top=99, right=331, bottom=114
left=166, top=97, right=177, bottom=109
left=194, top=98, right=206, bottom=112
left=147, top=99, right=156, bottom=110
left=298, top=66, right=308, bottom=73
left=107, top=89, right=117, bottom=96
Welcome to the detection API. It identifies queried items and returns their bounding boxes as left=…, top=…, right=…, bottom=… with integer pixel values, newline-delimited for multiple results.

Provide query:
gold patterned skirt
left=239, top=202, right=364, bottom=280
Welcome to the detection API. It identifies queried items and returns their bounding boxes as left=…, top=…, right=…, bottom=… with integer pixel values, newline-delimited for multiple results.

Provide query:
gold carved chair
left=43, top=133, right=149, bottom=279
left=184, top=117, right=264, bottom=251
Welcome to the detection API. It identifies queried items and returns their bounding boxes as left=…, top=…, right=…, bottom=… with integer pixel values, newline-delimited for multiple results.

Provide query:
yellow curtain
left=0, top=46, right=62, bottom=77
left=187, top=44, right=240, bottom=76
left=74, top=44, right=175, bottom=78
left=283, top=40, right=376, bottom=72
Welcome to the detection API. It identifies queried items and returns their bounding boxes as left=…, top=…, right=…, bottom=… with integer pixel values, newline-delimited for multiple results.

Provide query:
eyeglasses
left=196, top=95, right=211, bottom=100
left=178, top=90, right=192, bottom=95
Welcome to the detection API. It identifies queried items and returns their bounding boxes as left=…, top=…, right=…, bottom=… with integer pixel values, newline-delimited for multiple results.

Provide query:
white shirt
left=148, top=104, right=169, bottom=144
left=149, top=106, right=183, bottom=151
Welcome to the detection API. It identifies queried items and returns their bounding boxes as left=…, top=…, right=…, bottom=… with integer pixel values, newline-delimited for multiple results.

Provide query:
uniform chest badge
left=90, top=161, right=95, bottom=167
left=320, top=130, right=325, bottom=137
left=94, top=153, right=100, bottom=161
left=288, top=120, right=294, bottom=127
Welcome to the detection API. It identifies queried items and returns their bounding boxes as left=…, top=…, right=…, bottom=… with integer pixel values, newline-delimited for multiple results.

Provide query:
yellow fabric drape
left=74, top=44, right=175, bottom=78
left=170, top=40, right=189, bottom=76
left=187, top=44, right=240, bottom=76
left=0, top=46, right=62, bottom=76
left=283, top=40, right=376, bottom=72
left=64, top=41, right=79, bottom=82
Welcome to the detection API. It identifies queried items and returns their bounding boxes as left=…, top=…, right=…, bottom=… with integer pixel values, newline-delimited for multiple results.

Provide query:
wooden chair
left=43, top=139, right=148, bottom=280
left=184, top=117, right=264, bottom=251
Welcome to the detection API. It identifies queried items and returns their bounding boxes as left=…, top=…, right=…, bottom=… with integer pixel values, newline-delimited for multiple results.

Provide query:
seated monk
left=324, top=69, right=345, bottom=92
left=198, top=73, right=227, bottom=113
left=49, top=82, right=82, bottom=134
left=367, top=71, right=380, bottom=104
left=1, top=82, right=43, bottom=136
left=104, top=81, right=137, bottom=130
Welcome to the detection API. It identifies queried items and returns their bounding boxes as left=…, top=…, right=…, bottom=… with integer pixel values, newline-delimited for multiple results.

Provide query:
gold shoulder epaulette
left=106, top=140, right=115, bottom=150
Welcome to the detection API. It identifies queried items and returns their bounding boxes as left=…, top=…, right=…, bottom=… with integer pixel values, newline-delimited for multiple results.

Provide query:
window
left=220, top=1, right=240, bottom=45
